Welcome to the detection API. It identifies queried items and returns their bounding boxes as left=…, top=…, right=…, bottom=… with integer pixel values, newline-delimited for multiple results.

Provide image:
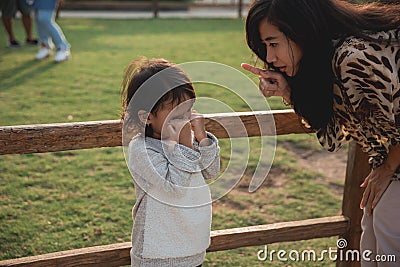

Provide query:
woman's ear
left=138, top=110, right=150, bottom=125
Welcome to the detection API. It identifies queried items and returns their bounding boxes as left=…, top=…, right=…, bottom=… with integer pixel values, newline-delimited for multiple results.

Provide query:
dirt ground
left=212, top=140, right=350, bottom=215
left=283, top=141, right=348, bottom=193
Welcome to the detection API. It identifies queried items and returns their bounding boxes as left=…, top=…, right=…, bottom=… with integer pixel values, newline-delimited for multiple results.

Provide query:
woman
left=242, top=0, right=400, bottom=265
left=33, top=0, right=70, bottom=62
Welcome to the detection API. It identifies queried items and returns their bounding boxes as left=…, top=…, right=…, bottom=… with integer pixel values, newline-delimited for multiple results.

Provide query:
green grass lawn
left=0, top=18, right=345, bottom=266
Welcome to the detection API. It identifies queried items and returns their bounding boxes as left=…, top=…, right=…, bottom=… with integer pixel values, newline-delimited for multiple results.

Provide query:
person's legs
left=17, top=0, right=37, bottom=44
left=361, top=209, right=378, bottom=267
left=21, top=14, right=39, bottom=44
left=35, top=8, right=70, bottom=62
left=34, top=9, right=52, bottom=60
left=372, top=181, right=400, bottom=267
left=2, top=17, right=16, bottom=42
left=1, top=0, right=20, bottom=47
left=36, top=9, right=69, bottom=50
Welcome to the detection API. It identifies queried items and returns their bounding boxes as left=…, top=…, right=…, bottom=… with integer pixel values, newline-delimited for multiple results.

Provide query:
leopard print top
left=316, top=28, right=400, bottom=178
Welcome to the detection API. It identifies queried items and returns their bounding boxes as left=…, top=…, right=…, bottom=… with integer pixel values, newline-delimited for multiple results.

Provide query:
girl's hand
left=163, top=119, right=193, bottom=149
left=178, top=122, right=193, bottom=149
left=190, top=111, right=208, bottom=145
left=360, top=165, right=393, bottom=215
left=241, top=63, right=291, bottom=103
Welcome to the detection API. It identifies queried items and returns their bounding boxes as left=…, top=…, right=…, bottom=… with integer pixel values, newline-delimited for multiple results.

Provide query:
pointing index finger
left=241, top=63, right=262, bottom=74
left=241, top=63, right=273, bottom=79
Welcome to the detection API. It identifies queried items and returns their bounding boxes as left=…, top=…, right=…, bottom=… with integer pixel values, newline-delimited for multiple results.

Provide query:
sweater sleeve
left=194, top=132, right=221, bottom=179
left=316, top=108, right=352, bottom=153
left=128, top=137, right=192, bottom=198
left=128, top=133, right=220, bottom=198
left=162, top=131, right=220, bottom=179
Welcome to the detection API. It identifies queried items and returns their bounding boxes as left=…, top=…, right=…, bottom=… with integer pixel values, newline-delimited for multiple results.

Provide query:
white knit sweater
left=127, top=132, right=220, bottom=267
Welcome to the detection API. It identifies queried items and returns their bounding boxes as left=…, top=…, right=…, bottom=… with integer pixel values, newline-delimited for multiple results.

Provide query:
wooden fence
left=0, top=110, right=368, bottom=267
left=61, top=0, right=248, bottom=18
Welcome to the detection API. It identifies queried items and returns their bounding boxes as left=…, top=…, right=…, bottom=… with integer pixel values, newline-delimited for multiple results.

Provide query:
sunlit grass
left=0, top=18, right=343, bottom=266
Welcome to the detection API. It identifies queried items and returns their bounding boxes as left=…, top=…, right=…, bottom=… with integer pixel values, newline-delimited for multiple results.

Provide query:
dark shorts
left=0, top=0, right=32, bottom=18
left=17, top=0, right=32, bottom=16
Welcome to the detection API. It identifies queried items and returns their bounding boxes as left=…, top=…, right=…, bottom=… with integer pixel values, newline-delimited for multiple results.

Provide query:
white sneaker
left=35, top=47, right=52, bottom=60
left=54, top=49, right=70, bottom=62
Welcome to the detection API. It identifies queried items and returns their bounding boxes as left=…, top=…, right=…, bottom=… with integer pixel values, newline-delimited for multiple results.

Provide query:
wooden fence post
left=337, top=142, right=370, bottom=267
left=238, top=0, right=243, bottom=18
left=152, top=0, right=159, bottom=18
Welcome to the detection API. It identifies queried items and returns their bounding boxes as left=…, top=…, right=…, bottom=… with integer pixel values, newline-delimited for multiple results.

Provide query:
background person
left=242, top=0, right=400, bottom=265
left=1, top=0, right=38, bottom=48
left=33, top=0, right=70, bottom=62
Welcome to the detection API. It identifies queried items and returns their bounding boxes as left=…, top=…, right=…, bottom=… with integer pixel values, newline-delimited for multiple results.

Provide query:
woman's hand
left=360, top=165, right=393, bottom=215
left=241, top=63, right=291, bottom=103
left=361, top=145, right=400, bottom=215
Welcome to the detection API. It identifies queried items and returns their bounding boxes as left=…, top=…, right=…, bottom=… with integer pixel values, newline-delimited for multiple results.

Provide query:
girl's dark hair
left=245, top=0, right=400, bottom=129
left=121, top=57, right=195, bottom=137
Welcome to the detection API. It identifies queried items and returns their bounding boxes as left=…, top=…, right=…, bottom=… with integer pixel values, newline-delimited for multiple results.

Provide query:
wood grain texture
left=208, top=215, right=348, bottom=252
left=0, top=110, right=312, bottom=155
left=0, top=216, right=347, bottom=267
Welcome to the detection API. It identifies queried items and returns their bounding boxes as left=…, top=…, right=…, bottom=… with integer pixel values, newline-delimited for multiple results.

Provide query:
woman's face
left=258, top=19, right=303, bottom=77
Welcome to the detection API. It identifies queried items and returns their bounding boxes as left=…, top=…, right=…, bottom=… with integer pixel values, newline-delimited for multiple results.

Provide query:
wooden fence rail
left=0, top=110, right=366, bottom=267
left=61, top=1, right=249, bottom=18
left=0, top=216, right=348, bottom=267
left=0, top=110, right=309, bottom=155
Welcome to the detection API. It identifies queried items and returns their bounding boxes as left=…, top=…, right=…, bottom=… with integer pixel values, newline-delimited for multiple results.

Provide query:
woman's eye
left=269, top=43, right=278, bottom=47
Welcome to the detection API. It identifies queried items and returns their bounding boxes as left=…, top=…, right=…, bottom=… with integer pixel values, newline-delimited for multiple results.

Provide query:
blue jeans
left=35, top=8, right=70, bottom=50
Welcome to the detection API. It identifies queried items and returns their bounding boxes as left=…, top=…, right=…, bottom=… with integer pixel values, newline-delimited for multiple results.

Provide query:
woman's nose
left=266, top=52, right=277, bottom=63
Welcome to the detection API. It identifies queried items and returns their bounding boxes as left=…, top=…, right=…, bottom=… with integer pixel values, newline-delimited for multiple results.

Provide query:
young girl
left=121, top=57, right=220, bottom=267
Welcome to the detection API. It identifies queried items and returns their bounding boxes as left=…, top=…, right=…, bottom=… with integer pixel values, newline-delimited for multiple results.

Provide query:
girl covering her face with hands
left=242, top=0, right=400, bottom=265
left=121, top=57, right=220, bottom=267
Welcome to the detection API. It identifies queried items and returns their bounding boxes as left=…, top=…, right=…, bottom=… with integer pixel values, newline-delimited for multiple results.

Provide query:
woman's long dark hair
left=245, top=0, right=400, bottom=129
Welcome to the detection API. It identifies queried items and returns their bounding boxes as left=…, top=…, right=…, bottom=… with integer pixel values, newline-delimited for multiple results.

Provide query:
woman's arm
left=333, top=40, right=400, bottom=215
left=383, top=145, right=400, bottom=173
